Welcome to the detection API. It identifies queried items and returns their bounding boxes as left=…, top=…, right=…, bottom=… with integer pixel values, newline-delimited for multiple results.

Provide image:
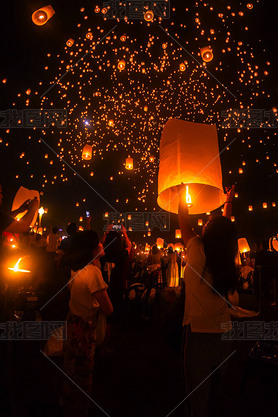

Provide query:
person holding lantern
left=178, top=185, right=238, bottom=417
left=0, top=184, right=38, bottom=236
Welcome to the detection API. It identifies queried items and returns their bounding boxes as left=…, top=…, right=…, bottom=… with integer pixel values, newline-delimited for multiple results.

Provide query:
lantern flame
left=8, top=258, right=31, bottom=273
left=185, top=185, right=192, bottom=207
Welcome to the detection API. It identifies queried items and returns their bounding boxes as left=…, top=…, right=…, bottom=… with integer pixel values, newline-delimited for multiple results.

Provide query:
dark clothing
left=0, top=211, right=13, bottom=234
left=183, top=325, right=232, bottom=417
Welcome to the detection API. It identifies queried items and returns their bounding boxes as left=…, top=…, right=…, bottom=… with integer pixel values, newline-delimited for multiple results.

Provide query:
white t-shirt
left=69, top=264, right=108, bottom=321
left=183, top=236, right=231, bottom=333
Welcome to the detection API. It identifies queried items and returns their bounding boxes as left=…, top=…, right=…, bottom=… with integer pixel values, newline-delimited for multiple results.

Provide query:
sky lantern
left=263, top=202, right=267, bottom=209
left=238, top=238, right=250, bottom=254
left=248, top=205, right=253, bottom=211
left=156, top=238, right=164, bottom=249
left=117, top=60, right=126, bottom=71
left=179, top=62, right=186, bottom=72
left=144, top=10, right=154, bottom=22
left=125, top=157, right=133, bottom=170
left=86, top=32, right=93, bottom=40
left=175, top=229, right=181, bottom=239
left=198, top=219, right=203, bottom=226
left=82, top=144, right=92, bottom=160
left=149, top=155, right=155, bottom=163
left=108, top=119, right=114, bottom=127
left=145, top=244, right=150, bottom=252
left=157, top=119, right=226, bottom=215
left=66, top=39, right=75, bottom=47
left=200, top=46, right=214, bottom=63
left=174, top=243, right=183, bottom=252
left=32, top=5, right=55, bottom=26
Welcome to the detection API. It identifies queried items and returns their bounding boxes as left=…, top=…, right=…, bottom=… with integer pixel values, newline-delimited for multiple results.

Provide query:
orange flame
left=8, top=258, right=30, bottom=273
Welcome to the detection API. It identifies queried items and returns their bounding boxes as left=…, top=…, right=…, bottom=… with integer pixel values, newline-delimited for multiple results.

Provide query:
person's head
left=65, top=230, right=103, bottom=271
left=104, top=231, right=123, bottom=262
left=66, top=222, right=77, bottom=236
left=52, top=227, right=58, bottom=234
left=202, top=216, right=238, bottom=296
left=152, top=244, right=158, bottom=255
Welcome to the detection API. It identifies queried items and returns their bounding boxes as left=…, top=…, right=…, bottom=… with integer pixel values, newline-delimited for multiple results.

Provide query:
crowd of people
left=1, top=182, right=278, bottom=417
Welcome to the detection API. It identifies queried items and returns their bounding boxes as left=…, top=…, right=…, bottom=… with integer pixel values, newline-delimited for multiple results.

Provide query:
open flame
left=186, top=185, right=192, bottom=207
left=8, top=258, right=31, bottom=273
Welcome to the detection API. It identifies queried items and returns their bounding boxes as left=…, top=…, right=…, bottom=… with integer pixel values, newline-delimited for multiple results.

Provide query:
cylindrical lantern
left=66, top=38, right=75, bottom=47
left=238, top=238, right=250, bottom=254
left=157, top=119, right=226, bottom=214
left=125, top=157, right=133, bottom=170
left=198, top=219, right=203, bottom=226
left=263, top=202, right=267, bottom=209
left=175, top=229, right=181, bottom=239
left=145, top=244, right=150, bottom=252
left=248, top=205, right=253, bottom=211
left=200, top=46, right=213, bottom=62
left=156, top=238, right=164, bottom=249
left=32, top=5, right=55, bottom=26
left=174, top=243, right=182, bottom=252
left=82, top=144, right=92, bottom=160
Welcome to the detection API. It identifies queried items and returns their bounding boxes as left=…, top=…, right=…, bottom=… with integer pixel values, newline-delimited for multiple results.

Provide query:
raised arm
left=5, top=198, right=38, bottom=234
left=178, top=188, right=196, bottom=248
left=223, top=185, right=235, bottom=220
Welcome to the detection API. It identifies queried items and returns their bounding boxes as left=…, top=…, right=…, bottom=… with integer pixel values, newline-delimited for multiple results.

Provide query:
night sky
left=0, top=0, right=278, bottom=245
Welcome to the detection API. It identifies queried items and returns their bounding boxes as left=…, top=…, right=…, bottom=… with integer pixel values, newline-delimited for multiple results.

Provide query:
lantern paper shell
left=125, top=157, right=133, bottom=170
left=82, top=144, right=92, bottom=160
left=238, top=238, right=250, bottom=254
left=156, top=238, right=164, bottom=249
left=12, top=186, right=40, bottom=227
left=200, top=46, right=213, bottom=63
left=175, top=229, right=181, bottom=239
left=32, top=5, right=55, bottom=26
left=157, top=119, right=226, bottom=214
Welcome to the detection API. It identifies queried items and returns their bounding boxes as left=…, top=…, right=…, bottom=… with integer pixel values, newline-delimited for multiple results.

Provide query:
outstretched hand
left=225, top=184, right=235, bottom=202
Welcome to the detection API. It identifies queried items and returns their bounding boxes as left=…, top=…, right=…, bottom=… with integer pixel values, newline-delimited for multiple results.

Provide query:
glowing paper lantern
left=144, top=10, right=154, bottom=22
left=82, top=144, right=92, bottom=160
left=157, top=119, right=226, bottom=214
left=248, top=205, right=253, bottom=211
left=32, top=5, right=55, bottom=26
left=175, top=229, right=181, bottom=239
left=198, top=219, right=203, bottom=226
left=238, top=238, right=250, bottom=254
left=174, top=243, right=183, bottom=252
left=156, top=238, right=164, bottom=249
left=200, top=46, right=213, bottom=63
left=145, top=244, right=150, bottom=252
left=12, top=186, right=40, bottom=227
left=179, top=63, right=186, bottom=72
left=125, top=157, right=133, bottom=170
left=117, top=60, right=126, bottom=71
left=104, top=212, right=109, bottom=218
left=66, top=39, right=75, bottom=47
left=149, top=156, right=155, bottom=163
left=263, top=202, right=267, bottom=209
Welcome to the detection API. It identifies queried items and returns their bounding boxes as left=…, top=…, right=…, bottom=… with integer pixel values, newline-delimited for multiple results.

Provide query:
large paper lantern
left=175, top=229, right=181, bottom=239
left=157, top=118, right=226, bottom=214
left=238, top=238, right=250, bottom=254
left=32, top=5, right=55, bottom=26
left=82, top=144, right=92, bottom=160
left=12, top=187, right=40, bottom=227
left=174, top=243, right=183, bottom=252
left=156, top=238, right=164, bottom=249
